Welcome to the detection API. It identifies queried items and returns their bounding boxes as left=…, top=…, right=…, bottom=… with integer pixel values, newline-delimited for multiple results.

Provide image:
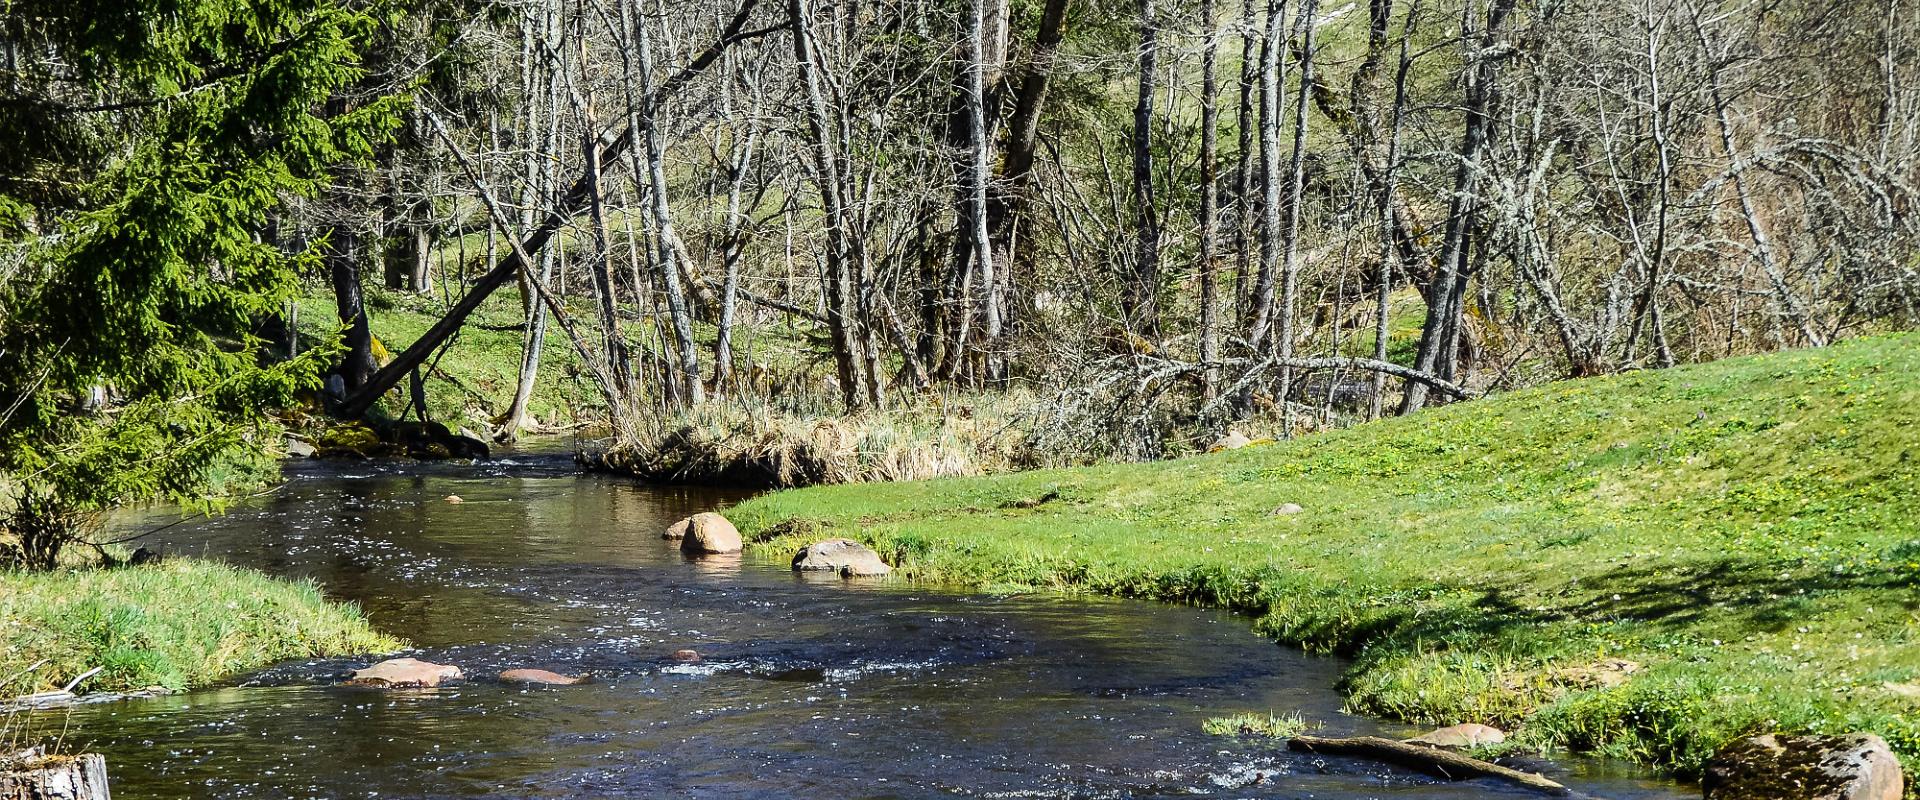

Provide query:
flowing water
left=42, top=452, right=1688, bottom=799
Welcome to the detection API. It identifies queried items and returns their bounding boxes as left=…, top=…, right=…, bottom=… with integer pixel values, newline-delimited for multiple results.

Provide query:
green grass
left=1, top=559, right=401, bottom=695
left=729, top=333, right=1920, bottom=778
left=1203, top=710, right=1311, bottom=738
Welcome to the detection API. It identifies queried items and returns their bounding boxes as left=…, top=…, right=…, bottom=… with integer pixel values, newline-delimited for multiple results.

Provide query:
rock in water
left=792, top=538, right=891, bottom=577
left=347, top=658, right=464, bottom=688
left=498, top=669, right=588, bottom=686
left=1406, top=723, right=1506, bottom=750
left=285, top=438, right=318, bottom=458
left=443, top=434, right=490, bottom=460
left=670, top=649, right=702, bottom=663
left=662, top=517, right=693, bottom=540
left=1704, top=733, right=1903, bottom=800
left=679, top=512, right=742, bottom=554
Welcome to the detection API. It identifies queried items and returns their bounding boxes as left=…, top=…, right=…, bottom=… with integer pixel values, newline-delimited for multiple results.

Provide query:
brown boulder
left=347, top=658, right=463, bottom=688
left=670, top=649, right=702, bottom=663
left=1406, top=723, right=1506, bottom=750
left=498, top=668, right=588, bottom=686
left=679, top=512, right=742, bottom=554
left=663, top=517, right=693, bottom=540
left=1704, top=733, right=1903, bottom=800
left=792, top=538, right=892, bottom=577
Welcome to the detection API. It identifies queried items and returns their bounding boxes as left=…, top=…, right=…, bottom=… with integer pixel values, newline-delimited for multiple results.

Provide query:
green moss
left=730, top=333, right=1920, bottom=778
left=1, top=559, right=401, bottom=694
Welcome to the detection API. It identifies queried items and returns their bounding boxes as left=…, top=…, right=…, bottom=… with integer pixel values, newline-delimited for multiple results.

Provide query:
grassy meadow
left=729, top=333, right=1920, bottom=776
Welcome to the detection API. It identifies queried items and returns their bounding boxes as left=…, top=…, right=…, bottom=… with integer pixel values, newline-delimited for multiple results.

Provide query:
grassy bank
left=730, top=333, right=1920, bottom=777
left=1, top=559, right=400, bottom=695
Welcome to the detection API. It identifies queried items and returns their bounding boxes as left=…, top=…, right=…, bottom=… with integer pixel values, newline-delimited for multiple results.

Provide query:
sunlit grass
left=732, top=333, right=1920, bottom=777
left=0, top=559, right=401, bottom=694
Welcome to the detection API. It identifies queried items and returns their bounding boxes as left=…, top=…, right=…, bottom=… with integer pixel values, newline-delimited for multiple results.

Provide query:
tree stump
left=0, top=751, right=110, bottom=800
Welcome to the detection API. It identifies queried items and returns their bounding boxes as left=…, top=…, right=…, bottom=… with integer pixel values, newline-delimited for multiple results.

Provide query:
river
left=42, top=450, right=1689, bottom=798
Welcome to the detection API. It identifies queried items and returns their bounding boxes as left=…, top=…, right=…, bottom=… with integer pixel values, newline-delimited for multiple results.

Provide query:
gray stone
left=1703, top=733, right=1903, bottom=800
left=793, top=538, right=892, bottom=577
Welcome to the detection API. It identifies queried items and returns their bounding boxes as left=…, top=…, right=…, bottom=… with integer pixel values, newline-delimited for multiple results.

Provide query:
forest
left=1, top=0, right=1917, bottom=795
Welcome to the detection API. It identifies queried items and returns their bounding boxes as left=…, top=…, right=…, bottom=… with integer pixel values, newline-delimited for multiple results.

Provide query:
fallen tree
left=337, top=0, right=783, bottom=418
left=1286, top=735, right=1568, bottom=795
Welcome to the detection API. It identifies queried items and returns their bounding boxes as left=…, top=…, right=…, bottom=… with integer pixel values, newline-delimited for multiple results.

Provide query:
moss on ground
left=1, top=559, right=400, bottom=694
left=729, top=333, right=1920, bottom=778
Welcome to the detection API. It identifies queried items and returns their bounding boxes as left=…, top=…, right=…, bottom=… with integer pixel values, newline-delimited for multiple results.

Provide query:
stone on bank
left=1703, top=733, right=1903, bottom=800
left=792, top=538, right=892, bottom=577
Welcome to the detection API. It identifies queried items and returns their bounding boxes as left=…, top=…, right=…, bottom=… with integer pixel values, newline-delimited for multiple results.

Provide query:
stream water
left=42, top=451, right=1689, bottom=799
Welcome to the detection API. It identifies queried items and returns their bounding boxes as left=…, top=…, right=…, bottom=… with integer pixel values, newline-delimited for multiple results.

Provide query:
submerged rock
left=792, top=538, right=891, bottom=577
left=1406, top=723, right=1506, bottom=750
left=346, top=658, right=464, bottom=688
left=679, top=512, right=742, bottom=554
left=498, top=668, right=588, bottom=686
left=1703, top=733, right=1903, bottom=800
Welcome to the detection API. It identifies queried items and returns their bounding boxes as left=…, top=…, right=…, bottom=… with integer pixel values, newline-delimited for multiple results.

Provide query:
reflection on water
left=46, top=451, right=1689, bottom=799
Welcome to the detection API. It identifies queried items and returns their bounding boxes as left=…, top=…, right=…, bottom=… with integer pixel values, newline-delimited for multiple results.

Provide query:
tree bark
left=1198, top=0, right=1221, bottom=399
left=1126, top=0, right=1162, bottom=337
left=0, top=751, right=111, bottom=800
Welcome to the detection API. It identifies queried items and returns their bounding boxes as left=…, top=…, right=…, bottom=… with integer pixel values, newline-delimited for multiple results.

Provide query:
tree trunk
left=790, top=0, right=870, bottom=410
left=965, top=0, right=1000, bottom=377
left=329, top=227, right=376, bottom=392
left=0, top=751, right=111, bottom=800
left=1276, top=0, right=1318, bottom=426
left=1198, top=0, right=1221, bottom=399
left=1127, top=0, right=1161, bottom=337
left=627, top=0, right=705, bottom=405
left=1402, top=0, right=1513, bottom=414
left=1247, top=0, right=1287, bottom=350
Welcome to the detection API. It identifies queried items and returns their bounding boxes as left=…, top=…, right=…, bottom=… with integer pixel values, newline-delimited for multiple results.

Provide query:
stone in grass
left=347, top=658, right=464, bottom=688
left=1703, top=733, right=1903, bottom=800
left=498, top=669, right=589, bottom=686
left=1406, top=723, right=1506, bottom=750
left=1209, top=432, right=1253, bottom=452
left=792, top=538, right=892, bottom=577
left=678, top=513, right=742, bottom=554
left=1270, top=503, right=1305, bottom=516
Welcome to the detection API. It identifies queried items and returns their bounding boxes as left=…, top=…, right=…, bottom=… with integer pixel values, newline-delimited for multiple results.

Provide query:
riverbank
left=729, top=333, right=1920, bottom=779
left=0, top=559, right=400, bottom=695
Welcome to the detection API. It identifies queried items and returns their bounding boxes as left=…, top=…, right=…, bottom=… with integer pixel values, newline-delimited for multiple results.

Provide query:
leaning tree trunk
left=1, top=751, right=110, bottom=800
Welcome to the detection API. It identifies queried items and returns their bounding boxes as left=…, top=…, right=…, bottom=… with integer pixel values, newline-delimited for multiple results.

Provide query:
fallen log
left=1287, top=735, right=1568, bottom=795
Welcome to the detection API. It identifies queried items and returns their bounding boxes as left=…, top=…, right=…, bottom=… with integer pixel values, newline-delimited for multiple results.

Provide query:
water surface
left=51, top=452, right=1688, bottom=798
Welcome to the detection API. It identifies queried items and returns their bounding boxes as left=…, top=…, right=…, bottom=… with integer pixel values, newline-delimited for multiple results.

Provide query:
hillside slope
left=730, top=334, right=1920, bottom=776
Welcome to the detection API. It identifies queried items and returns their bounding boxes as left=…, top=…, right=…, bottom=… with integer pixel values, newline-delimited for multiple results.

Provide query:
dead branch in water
left=1287, top=735, right=1569, bottom=795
